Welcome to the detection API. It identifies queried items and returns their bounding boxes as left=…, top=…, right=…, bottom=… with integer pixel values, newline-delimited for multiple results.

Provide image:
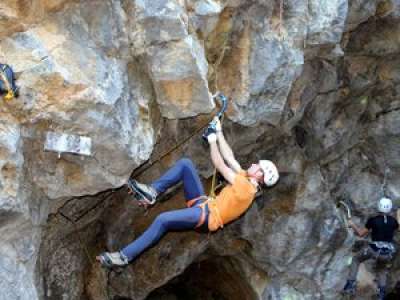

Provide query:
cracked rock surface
left=0, top=1, right=400, bottom=299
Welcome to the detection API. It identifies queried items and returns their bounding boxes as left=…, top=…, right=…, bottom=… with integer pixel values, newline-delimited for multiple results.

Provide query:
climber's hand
left=207, top=133, right=217, bottom=144
left=213, top=117, right=222, bottom=132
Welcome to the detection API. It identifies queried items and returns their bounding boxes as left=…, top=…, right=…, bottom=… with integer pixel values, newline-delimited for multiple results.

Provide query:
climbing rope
left=208, top=113, right=225, bottom=198
left=211, top=39, right=230, bottom=94
left=279, top=0, right=284, bottom=39
left=131, top=93, right=228, bottom=179
left=205, top=9, right=233, bottom=196
left=206, top=8, right=236, bottom=95
left=131, top=112, right=217, bottom=179
left=381, top=159, right=389, bottom=198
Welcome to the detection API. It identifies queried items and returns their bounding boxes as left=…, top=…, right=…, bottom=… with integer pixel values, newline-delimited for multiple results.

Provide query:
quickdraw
left=337, top=200, right=352, bottom=230
left=338, top=200, right=352, bottom=219
left=214, top=92, right=228, bottom=119
left=202, top=92, right=228, bottom=141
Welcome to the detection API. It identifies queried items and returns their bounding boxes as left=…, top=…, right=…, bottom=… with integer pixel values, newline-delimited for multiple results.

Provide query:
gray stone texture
left=0, top=0, right=400, bottom=300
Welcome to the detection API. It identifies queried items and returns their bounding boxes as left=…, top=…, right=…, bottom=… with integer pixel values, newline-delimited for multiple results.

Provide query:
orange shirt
left=208, top=171, right=257, bottom=231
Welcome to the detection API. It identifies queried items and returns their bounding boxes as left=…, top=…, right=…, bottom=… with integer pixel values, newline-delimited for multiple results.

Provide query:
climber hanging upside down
left=96, top=117, right=279, bottom=268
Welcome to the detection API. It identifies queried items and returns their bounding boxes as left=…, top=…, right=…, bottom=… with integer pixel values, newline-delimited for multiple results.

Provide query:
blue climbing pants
left=121, top=158, right=208, bottom=262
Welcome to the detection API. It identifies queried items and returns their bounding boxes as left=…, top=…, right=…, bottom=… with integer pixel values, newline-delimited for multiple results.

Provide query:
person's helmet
left=259, top=160, right=279, bottom=187
left=378, top=197, right=392, bottom=214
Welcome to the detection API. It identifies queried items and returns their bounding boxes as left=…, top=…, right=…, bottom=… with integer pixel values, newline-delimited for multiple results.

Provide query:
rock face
left=0, top=0, right=400, bottom=300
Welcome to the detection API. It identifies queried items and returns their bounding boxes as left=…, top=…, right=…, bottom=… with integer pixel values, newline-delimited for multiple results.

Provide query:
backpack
left=0, top=64, right=18, bottom=101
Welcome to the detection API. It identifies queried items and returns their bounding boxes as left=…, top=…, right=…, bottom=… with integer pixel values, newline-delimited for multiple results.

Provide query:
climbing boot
left=342, top=280, right=356, bottom=295
left=377, top=286, right=385, bottom=300
left=97, top=251, right=128, bottom=268
left=127, top=179, right=158, bottom=205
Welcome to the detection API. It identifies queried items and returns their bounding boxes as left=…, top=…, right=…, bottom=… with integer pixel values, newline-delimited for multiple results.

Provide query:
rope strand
left=279, top=0, right=283, bottom=39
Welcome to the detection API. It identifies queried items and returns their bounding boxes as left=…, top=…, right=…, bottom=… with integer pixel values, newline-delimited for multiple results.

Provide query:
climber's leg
left=120, top=206, right=203, bottom=262
left=151, top=158, right=205, bottom=201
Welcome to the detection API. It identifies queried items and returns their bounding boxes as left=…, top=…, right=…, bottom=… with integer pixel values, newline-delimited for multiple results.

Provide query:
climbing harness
left=186, top=195, right=209, bottom=228
left=0, top=64, right=18, bottom=101
left=186, top=195, right=224, bottom=230
left=370, top=241, right=396, bottom=259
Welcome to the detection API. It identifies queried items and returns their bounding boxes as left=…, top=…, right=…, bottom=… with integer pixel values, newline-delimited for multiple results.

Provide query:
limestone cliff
left=0, top=0, right=399, bottom=299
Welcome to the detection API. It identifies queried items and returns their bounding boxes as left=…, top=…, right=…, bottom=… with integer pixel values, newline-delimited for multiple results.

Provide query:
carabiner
left=212, top=92, right=228, bottom=119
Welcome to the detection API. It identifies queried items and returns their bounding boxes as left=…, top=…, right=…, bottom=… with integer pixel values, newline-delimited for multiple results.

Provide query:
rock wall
left=0, top=0, right=399, bottom=299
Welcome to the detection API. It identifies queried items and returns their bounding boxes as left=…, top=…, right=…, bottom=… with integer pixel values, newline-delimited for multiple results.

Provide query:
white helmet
left=259, top=160, right=279, bottom=187
left=378, top=197, right=392, bottom=214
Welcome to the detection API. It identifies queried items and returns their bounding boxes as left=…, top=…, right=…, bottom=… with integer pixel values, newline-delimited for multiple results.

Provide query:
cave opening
left=146, top=256, right=258, bottom=300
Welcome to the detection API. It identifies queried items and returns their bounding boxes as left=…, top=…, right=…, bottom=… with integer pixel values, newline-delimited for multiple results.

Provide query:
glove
left=202, top=125, right=217, bottom=143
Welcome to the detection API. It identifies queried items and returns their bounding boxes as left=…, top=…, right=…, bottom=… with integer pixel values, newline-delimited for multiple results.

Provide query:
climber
left=96, top=117, right=279, bottom=268
left=342, top=197, right=400, bottom=300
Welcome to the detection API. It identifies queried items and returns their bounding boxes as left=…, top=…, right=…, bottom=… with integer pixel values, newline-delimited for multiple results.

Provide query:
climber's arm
left=348, top=219, right=369, bottom=237
left=208, top=136, right=236, bottom=184
left=213, top=118, right=242, bottom=173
